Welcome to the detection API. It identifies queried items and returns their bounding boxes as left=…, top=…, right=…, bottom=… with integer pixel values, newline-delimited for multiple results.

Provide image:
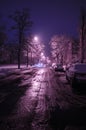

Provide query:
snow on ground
left=0, top=64, right=30, bottom=69
left=58, top=72, right=67, bottom=83
left=55, top=71, right=66, bottom=83
left=0, top=64, right=32, bottom=78
left=0, top=64, right=34, bottom=107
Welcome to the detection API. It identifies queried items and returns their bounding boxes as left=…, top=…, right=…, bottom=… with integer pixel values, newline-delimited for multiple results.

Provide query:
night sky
left=0, top=0, right=86, bottom=56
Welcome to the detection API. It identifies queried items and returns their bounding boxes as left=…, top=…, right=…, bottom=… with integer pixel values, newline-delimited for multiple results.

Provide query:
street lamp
left=34, top=36, right=38, bottom=42
left=41, top=52, right=44, bottom=56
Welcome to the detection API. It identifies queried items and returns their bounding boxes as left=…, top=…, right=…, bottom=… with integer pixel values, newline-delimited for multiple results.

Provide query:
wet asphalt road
left=0, top=67, right=86, bottom=130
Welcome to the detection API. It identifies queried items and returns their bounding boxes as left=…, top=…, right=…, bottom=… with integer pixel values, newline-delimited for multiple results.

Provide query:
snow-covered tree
left=50, top=35, right=72, bottom=65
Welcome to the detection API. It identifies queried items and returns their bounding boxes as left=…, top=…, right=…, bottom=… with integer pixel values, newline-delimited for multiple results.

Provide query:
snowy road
left=0, top=67, right=86, bottom=130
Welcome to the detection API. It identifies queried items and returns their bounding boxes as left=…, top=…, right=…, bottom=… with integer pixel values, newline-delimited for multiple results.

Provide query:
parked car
left=54, top=64, right=64, bottom=72
left=66, top=63, right=86, bottom=87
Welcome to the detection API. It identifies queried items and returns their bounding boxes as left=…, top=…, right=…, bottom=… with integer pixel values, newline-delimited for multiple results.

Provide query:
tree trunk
left=26, top=49, right=29, bottom=67
left=80, top=9, right=85, bottom=63
left=18, top=47, right=21, bottom=69
left=18, top=31, right=22, bottom=69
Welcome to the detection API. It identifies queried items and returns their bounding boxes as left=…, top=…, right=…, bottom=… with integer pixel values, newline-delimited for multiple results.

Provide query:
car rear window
left=75, top=64, right=86, bottom=71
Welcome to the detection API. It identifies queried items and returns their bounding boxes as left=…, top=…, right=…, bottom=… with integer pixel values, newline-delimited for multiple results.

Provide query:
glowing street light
left=34, top=36, right=38, bottom=42
left=41, top=52, right=44, bottom=56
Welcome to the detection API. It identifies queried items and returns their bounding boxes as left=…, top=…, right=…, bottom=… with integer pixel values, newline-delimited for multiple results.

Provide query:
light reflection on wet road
left=0, top=67, right=86, bottom=130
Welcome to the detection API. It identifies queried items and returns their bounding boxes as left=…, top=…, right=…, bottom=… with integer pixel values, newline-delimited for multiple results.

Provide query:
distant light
left=42, top=55, right=45, bottom=59
left=41, top=52, right=44, bottom=56
left=34, top=63, right=44, bottom=67
left=34, top=36, right=38, bottom=41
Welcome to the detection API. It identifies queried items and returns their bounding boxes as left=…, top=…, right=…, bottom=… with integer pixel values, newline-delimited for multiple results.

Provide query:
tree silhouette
left=79, top=7, right=86, bottom=63
left=9, top=8, right=33, bottom=68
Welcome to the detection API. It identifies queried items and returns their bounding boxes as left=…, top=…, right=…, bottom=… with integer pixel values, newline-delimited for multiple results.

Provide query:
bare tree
left=79, top=7, right=86, bottom=63
left=9, top=8, right=33, bottom=69
left=23, top=35, right=33, bottom=67
left=0, top=28, right=7, bottom=63
left=23, top=37, right=45, bottom=66
left=6, top=43, right=18, bottom=64
left=50, top=35, right=72, bottom=65
left=0, top=14, right=7, bottom=46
